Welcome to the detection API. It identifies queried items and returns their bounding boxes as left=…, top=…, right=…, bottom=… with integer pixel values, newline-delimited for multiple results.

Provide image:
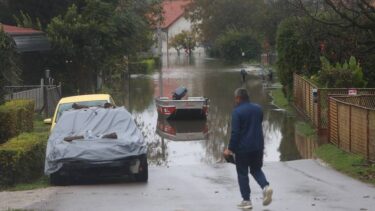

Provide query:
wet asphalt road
left=28, top=160, right=375, bottom=211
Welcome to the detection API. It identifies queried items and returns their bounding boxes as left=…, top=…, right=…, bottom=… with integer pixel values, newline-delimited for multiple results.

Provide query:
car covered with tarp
left=44, top=107, right=148, bottom=185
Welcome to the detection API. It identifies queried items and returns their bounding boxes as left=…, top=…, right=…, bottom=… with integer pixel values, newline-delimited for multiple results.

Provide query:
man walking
left=224, top=88, right=273, bottom=209
left=240, top=69, right=247, bottom=83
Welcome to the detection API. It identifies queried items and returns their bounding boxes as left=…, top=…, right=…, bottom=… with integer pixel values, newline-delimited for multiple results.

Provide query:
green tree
left=215, top=30, right=261, bottom=62
left=290, top=0, right=375, bottom=87
left=276, top=17, right=321, bottom=95
left=0, top=0, right=83, bottom=27
left=188, top=0, right=297, bottom=51
left=188, top=0, right=265, bottom=45
left=46, top=0, right=155, bottom=93
left=0, top=28, right=20, bottom=103
left=169, top=31, right=197, bottom=55
left=13, top=11, right=42, bottom=29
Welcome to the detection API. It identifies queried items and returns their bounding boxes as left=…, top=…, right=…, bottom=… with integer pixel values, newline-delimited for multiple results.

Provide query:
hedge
left=129, top=58, right=157, bottom=74
left=0, top=100, right=34, bottom=143
left=0, top=132, right=48, bottom=187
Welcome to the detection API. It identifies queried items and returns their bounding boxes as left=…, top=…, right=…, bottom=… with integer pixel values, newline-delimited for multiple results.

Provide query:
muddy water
left=112, top=55, right=310, bottom=166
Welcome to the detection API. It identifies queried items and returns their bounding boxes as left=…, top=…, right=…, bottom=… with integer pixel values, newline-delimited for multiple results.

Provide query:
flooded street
left=10, top=55, right=375, bottom=211
left=8, top=54, right=370, bottom=211
left=114, top=55, right=304, bottom=166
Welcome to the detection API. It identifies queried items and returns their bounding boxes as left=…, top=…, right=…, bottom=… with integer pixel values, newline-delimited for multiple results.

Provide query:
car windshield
left=56, top=100, right=107, bottom=122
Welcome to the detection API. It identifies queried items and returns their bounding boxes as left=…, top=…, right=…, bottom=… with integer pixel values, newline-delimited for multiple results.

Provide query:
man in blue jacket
left=224, top=88, right=273, bottom=209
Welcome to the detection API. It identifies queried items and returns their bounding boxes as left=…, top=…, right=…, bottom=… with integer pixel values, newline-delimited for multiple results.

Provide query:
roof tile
left=1, top=24, right=42, bottom=35
left=162, top=0, right=191, bottom=29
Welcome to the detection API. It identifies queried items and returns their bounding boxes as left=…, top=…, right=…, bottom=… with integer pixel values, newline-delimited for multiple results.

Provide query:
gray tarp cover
left=45, top=107, right=146, bottom=175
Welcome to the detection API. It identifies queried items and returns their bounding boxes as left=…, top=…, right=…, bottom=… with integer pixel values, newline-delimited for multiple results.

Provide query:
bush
left=0, top=100, right=35, bottom=143
left=215, top=30, right=261, bottom=62
left=0, top=132, right=48, bottom=187
left=316, top=56, right=367, bottom=88
left=129, top=58, right=157, bottom=74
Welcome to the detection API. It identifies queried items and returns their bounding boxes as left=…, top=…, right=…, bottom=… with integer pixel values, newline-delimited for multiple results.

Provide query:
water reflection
left=156, top=119, right=209, bottom=141
left=108, top=54, right=319, bottom=166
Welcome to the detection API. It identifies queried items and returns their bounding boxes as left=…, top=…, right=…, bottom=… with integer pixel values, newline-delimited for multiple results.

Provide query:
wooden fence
left=294, top=131, right=318, bottom=159
left=293, top=73, right=375, bottom=135
left=293, top=73, right=318, bottom=127
left=329, top=95, right=375, bottom=162
left=5, top=83, right=61, bottom=117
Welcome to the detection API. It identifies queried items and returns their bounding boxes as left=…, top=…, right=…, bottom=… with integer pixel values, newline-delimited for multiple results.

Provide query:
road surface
left=2, top=159, right=373, bottom=211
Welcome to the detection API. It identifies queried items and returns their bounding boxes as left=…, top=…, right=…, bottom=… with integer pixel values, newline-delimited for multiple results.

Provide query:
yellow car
left=44, top=94, right=116, bottom=130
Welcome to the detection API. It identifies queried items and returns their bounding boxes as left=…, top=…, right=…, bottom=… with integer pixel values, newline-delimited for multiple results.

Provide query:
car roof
left=58, top=94, right=111, bottom=104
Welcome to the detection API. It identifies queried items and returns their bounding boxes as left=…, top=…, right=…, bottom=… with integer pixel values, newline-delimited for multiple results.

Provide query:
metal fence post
left=42, top=78, right=49, bottom=118
left=58, top=82, right=62, bottom=97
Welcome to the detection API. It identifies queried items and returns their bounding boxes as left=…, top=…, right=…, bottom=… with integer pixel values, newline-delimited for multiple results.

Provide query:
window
left=55, top=100, right=107, bottom=122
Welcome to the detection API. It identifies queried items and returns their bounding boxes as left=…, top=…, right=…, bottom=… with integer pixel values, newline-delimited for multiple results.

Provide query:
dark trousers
left=235, top=150, right=269, bottom=200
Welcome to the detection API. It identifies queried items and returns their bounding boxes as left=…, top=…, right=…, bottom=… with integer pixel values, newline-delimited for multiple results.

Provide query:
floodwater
left=111, top=55, right=318, bottom=166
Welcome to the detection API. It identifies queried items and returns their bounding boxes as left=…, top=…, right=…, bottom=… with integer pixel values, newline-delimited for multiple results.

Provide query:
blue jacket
left=228, top=101, right=264, bottom=154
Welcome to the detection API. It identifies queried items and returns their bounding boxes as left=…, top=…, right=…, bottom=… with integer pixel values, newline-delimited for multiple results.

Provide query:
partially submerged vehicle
left=155, top=86, right=209, bottom=120
left=44, top=107, right=147, bottom=185
left=156, top=118, right=209, bottom=141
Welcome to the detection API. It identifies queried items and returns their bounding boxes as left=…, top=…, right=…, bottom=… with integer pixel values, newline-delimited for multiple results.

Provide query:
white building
left=154, top=0, right=204, bottom=56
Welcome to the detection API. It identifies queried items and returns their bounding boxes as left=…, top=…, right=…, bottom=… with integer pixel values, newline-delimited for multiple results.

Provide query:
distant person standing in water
left=268, top=69, right=273, bottom=82
left=224, top=88, right=273, bottom=209
left=240, top=69, right=247, bottom=83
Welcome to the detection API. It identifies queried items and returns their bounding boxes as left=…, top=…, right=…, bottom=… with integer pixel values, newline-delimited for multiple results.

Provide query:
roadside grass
left=315, top=144, right=375, bottom=185
left=270, top=88, right=294, bottom=113
left=295, top=121, right=316, bottom=137
left=4, top=176, right=50, bottom=192
left=33, top=115, right=50, bottom=133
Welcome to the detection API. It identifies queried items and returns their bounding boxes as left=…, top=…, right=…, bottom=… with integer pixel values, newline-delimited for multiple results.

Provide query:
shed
left=1, top=24, right=50, bottom=52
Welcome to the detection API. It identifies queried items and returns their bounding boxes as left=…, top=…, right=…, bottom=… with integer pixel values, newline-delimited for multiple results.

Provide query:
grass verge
left=270, top=88, right=294, bottom=113
left=4, top=176, right=50, bottom=192
left=315, top=144, right=375, bottom=185
left=295, top=121, right=316, bottom=137
left=33, top=115, right=50, bottom=133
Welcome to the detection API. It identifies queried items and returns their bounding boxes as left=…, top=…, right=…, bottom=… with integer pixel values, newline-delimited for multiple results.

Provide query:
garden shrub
left=0, top=132, right=48, bottom=187
left=0, top=100, right=34, bottom=143
left=215, top=30, right=261, bottom=62
left=316, top=56, right=367, bottom=88
left=129, top=58, right=156, bottom=74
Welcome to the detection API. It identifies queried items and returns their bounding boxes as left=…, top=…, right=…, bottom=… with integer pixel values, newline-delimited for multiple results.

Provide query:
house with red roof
left=1, top=23, right=51, bottom=84
left=0, top=23, right=50, bottom=52
left=154, top=0, right=204, bottom=55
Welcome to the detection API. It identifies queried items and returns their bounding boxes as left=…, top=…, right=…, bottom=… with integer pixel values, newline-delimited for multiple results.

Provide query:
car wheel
left=134, top=155, right=148, bottom=182
left=50, top=171, right=69, bottom=186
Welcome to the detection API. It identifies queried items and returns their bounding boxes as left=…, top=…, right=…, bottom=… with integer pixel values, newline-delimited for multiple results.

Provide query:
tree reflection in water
left=134, top=116, right=169, bottom=166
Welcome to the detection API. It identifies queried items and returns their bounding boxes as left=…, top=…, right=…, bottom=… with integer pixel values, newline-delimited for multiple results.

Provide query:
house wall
left=153, top=16, right=204, bottom=56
